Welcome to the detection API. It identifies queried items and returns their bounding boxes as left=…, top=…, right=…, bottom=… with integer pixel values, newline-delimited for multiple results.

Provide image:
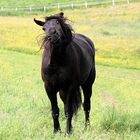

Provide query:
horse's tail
left=66, top=86, right=82, bottom=115
left=73, top=87, right=82, bottom=114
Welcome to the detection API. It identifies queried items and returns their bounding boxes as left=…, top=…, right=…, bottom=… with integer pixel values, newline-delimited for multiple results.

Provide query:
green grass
left=0, top=0, right=110, bottom=7
left=0, top=49, right=140, bottom=139
left=0, top=3, right=140, bottom=69
left=0, top=2, right=140, bottom=139
left=1, top=0, right=139, bottom=16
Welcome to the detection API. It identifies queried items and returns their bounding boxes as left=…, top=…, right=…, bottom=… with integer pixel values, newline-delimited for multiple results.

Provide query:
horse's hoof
left=53, top=128, right=61, bottom=134
left=85, top=121, right=90, bottom=129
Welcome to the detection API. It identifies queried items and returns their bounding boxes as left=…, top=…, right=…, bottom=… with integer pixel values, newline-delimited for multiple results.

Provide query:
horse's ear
left=56, top=12, right=64, bottom=18
left=34, top=18, right=45, bottom=26
left=59, top=12, right=64, bottom=18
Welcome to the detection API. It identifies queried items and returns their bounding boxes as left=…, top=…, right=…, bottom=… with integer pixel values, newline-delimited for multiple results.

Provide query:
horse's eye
left=42, top=27, right=45, bottom=31
left=56, top=20, right=59, bottom=24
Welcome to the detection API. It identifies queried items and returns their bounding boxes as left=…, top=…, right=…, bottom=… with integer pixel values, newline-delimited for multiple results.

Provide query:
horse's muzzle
left=47, top=33, right=60, bottom=44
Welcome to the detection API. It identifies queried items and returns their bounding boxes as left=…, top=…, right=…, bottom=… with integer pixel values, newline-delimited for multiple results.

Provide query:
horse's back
left=72, top=33, right=95, bottom=84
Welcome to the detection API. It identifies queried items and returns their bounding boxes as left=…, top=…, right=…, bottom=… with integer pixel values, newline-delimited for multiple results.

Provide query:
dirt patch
left=102, top=92, right=119, bottom=107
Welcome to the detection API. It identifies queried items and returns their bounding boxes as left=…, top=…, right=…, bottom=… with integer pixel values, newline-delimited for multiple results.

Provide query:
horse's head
left=34, top=12, right=72, bottom=45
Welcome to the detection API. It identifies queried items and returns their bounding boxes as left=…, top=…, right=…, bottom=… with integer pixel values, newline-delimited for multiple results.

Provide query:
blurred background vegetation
left=0, top=1, right=140, bottom=139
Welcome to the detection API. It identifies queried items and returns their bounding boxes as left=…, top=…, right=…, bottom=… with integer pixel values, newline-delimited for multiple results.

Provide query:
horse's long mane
left=41, top=14, right=73, bottom=50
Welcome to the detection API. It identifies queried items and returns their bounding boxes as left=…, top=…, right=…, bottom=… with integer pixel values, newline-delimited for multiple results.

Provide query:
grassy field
left=0, top=0, right=110, bottom=7
left=0, top=2, right=140, bottom=140
left=0, top=49, right=140, bottom=140
left=0, top=3, right=140, bottom=69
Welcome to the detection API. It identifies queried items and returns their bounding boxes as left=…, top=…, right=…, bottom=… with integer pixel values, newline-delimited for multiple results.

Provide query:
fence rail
left=0, top=0, right=136, bottom=12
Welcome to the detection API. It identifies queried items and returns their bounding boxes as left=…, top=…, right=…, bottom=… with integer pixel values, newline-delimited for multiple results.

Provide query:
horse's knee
left=52, top=107, right=59, bottom=119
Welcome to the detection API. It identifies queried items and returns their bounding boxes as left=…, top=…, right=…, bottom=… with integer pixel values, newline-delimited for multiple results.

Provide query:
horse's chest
left=42, top=65, right=67, bottom=88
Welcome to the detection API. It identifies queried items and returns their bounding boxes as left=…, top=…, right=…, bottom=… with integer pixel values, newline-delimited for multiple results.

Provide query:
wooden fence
left=0, top=0, right=136, bottom=12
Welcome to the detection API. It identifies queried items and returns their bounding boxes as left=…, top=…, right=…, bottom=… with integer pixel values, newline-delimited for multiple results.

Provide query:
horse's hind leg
left=60, top=89, right=73, bottom=134
left=81, top=68, right=96, bottom=127
left=59, top=90, right=67, bottom=116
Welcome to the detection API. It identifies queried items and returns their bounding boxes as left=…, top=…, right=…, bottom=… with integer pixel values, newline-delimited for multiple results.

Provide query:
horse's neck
left=50, top=44, right=66, bottom=66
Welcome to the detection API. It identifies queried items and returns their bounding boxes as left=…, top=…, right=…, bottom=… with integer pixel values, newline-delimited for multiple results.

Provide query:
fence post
left=71, top=3, right=74, bottom=9
left=1, top=7, right=3, bottom=11
left=29, top=7, right=32, bottom=12
left=85, top=1, right=88, bottom=8
left=127, top=0, right=129, bottom=4
left=112, top=0, right=115, bottom=6
left=58, top=3, right=60, bottom=9
left=44, top=6, right=46, bottom=12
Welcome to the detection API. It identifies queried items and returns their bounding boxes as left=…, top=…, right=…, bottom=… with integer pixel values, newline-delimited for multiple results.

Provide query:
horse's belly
left=73, top=35, right=94, bottom=84
left=79, top=60, right=93, bottom=84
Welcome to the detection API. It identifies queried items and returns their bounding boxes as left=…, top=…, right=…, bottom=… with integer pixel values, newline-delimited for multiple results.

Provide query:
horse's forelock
left=45, top=16, right=63, bottom=22
left=45, top=16, right=73, bottom=36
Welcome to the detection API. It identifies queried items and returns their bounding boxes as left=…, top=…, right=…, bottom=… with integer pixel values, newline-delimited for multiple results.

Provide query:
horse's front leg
left=44, top=84, right=61, bottom=133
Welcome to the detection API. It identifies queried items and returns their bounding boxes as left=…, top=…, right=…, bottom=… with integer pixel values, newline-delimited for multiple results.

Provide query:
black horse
left=34, top=12, right=96, bottom=134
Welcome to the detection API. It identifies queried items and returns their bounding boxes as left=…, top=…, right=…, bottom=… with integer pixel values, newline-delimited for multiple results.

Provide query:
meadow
left=0, top=2, right=140, bottom=140
left=0, top=0, right=111, bottom=7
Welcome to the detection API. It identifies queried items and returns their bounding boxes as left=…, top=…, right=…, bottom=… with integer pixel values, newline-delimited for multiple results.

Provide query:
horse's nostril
left=47, top=36, right=51, bottom=40
left=42, top=27, right=45, bottom=31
